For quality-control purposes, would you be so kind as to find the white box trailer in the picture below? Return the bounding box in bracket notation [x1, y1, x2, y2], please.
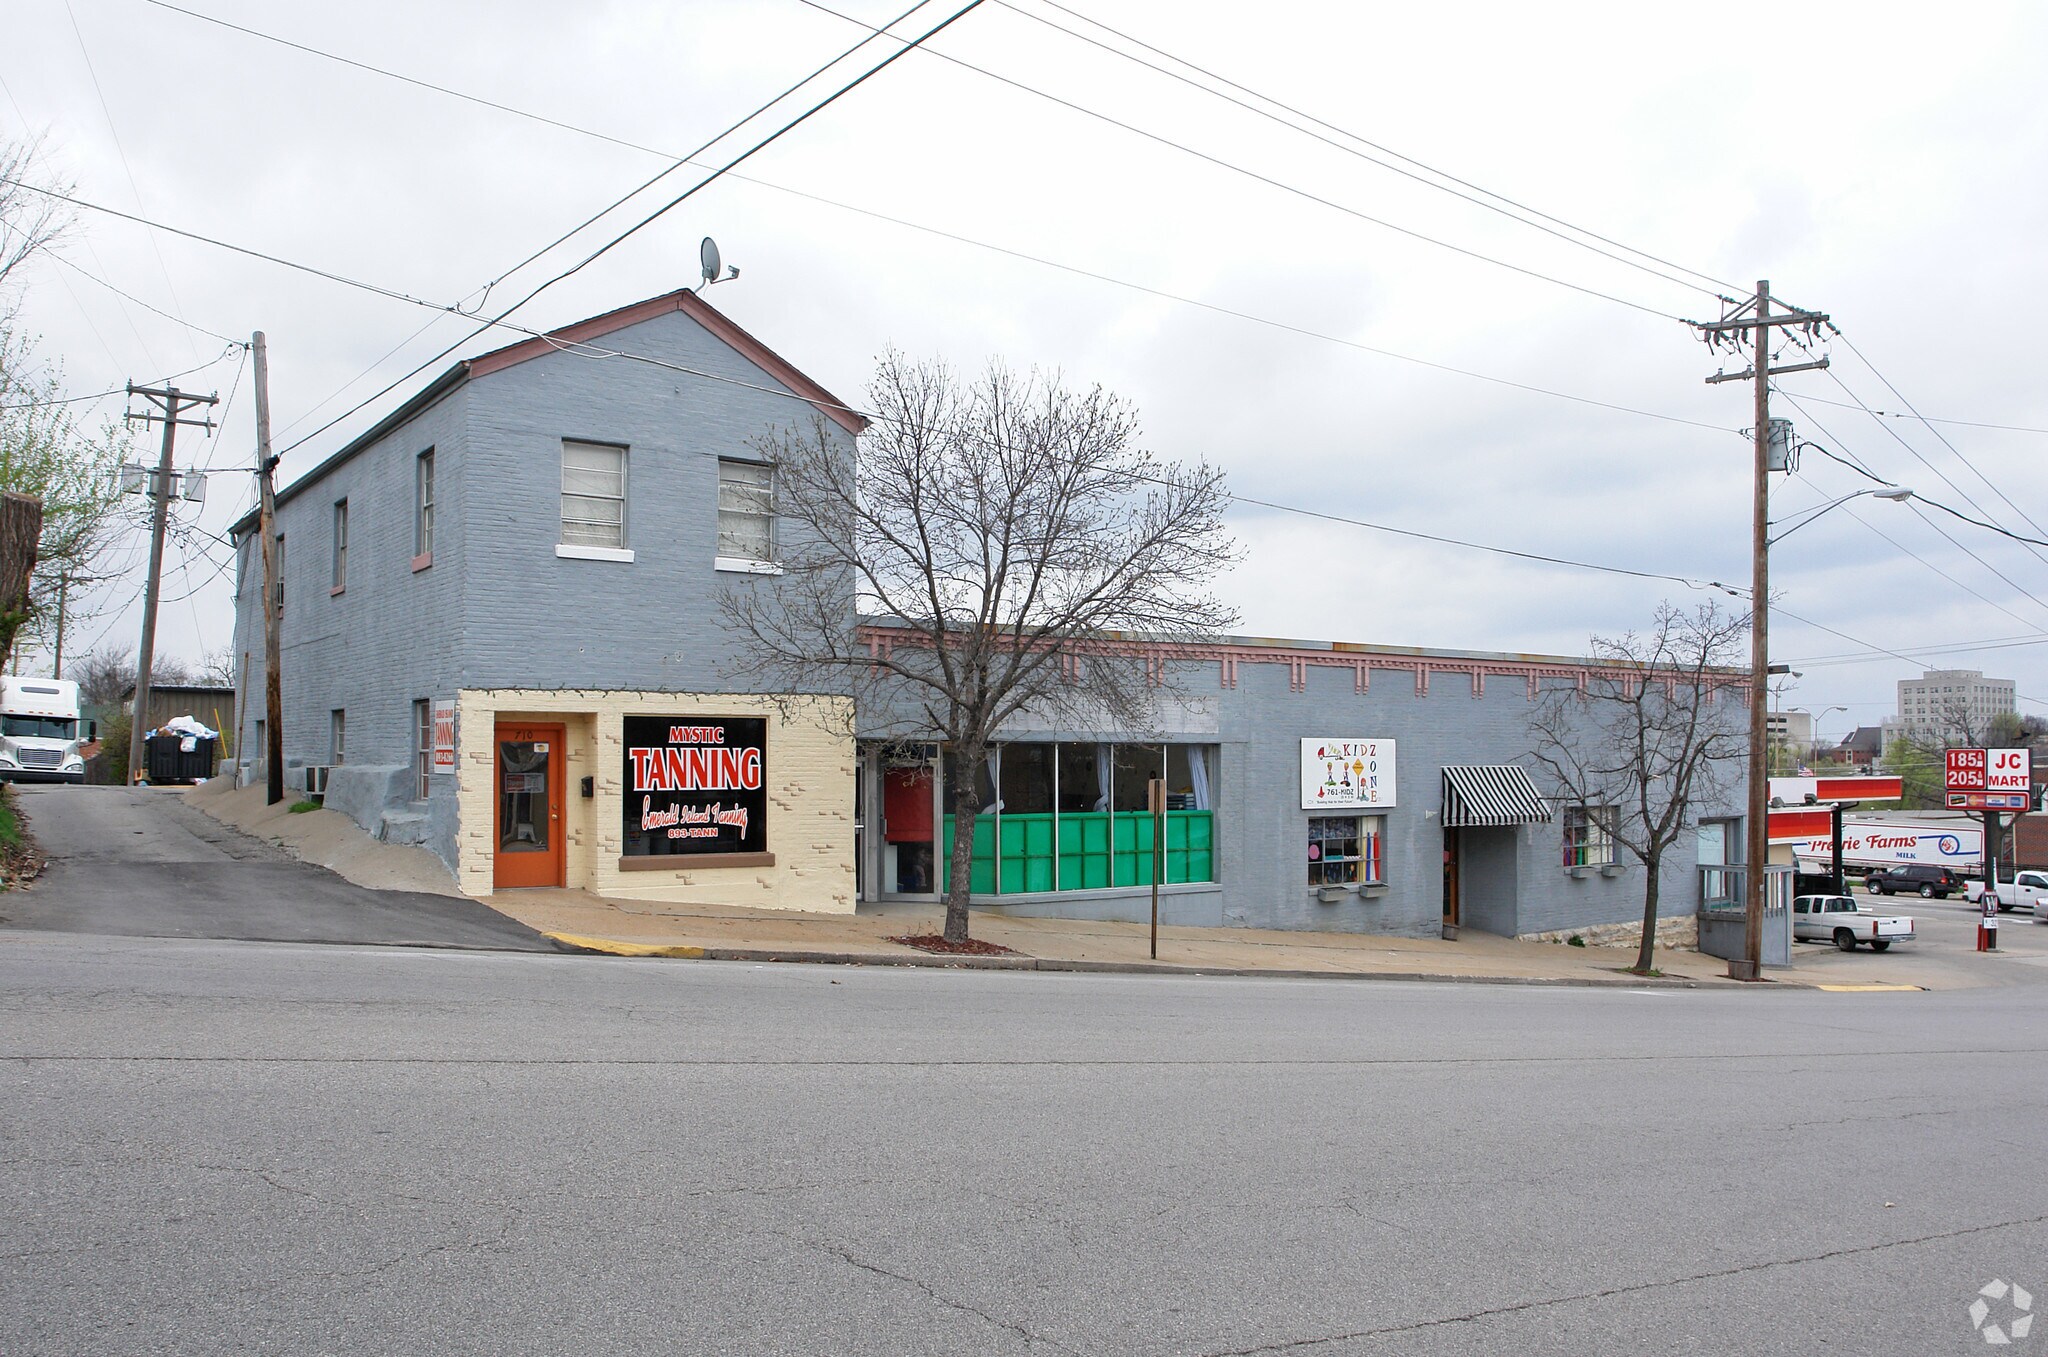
[0, 676, 92, 784]
[1793, 819, 1983, 876]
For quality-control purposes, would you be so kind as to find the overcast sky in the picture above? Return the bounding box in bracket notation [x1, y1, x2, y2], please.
[5, 0, 2047, 742]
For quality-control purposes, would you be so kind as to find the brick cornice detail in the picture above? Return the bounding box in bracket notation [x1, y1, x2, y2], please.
[855, 626, 1744, 703]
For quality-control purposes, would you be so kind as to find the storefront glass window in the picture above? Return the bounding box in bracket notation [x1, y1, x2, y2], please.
[944, 740, 1218, 895]
[1309, 815, 1383, 885]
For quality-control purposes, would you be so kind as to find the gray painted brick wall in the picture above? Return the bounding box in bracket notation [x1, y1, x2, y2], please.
[905, 654, 1737, 939]
[230, 306, 855, 876]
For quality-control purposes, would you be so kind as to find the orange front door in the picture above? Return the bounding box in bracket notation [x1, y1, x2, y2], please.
[494, 723, 565, 889]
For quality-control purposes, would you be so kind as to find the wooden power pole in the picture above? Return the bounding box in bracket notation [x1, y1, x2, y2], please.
[253, 331, 284, 806]
[1698, 281, 1832, 980]
[123, 382, 217, 785]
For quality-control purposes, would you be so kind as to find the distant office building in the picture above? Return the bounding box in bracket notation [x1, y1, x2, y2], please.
[1767, 709, 1814, 750]
[1896, 669, 2014, 743]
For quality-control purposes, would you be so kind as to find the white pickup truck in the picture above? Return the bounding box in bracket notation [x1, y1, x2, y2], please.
[1793, 895, 1917, 952]
[1963, 871, 2048, 913]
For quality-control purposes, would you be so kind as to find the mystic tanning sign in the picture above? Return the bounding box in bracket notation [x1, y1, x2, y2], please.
[622, 716, 768, 858]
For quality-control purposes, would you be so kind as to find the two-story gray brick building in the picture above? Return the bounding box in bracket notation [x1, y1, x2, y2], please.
[232, 286, 1742, 944]
[228, 287, 866, 912]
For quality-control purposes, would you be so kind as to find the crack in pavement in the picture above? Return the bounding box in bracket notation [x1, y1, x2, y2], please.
[807, 1238, 1082, 1356]
[6, 1046, 2047, 1067]
[1197, 1211, 2048, 1355]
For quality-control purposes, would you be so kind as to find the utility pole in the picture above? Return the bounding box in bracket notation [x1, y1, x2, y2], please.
[253, 331, 284, 806]
[51, 571, 68, 678]
[1698, 281, 1832, 980]
[123, 383, 218, 786]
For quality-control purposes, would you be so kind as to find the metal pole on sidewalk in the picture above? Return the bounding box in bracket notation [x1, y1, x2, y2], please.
[1148, 777, 1164, 961]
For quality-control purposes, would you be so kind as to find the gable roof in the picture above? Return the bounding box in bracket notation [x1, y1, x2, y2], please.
[232, 287, 864, 535]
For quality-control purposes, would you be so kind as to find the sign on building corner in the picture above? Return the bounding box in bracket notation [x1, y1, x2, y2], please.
[432, 698, 456, 773]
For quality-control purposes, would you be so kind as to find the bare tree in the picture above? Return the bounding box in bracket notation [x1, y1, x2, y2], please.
[1527, 601, 1748, 974]
[1, 138, 130, 658]
[0, 137, 72, 307]
[720, 352, 1238, 943]
[72, 647, 190, 706]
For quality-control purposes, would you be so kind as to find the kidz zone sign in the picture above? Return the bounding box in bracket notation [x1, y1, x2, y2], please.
[622, 716, 768, 858]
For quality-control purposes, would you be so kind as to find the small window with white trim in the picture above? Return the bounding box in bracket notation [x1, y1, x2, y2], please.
[1563, 804, 1618, 867]
[716, 458, 774, 566]
[1309, 815, 1383, 886]
[561, 440, 627, 550]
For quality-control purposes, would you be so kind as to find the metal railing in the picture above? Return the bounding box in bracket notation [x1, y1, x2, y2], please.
[1697, 864, 1794, 968]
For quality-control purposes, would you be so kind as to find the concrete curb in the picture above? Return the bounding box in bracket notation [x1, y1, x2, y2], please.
[540, 932, 1780, 989]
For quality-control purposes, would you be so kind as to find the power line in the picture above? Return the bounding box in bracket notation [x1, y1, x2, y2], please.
[520, 326, 1741, 595]
[795, 0, 1699, 324]
[1815, 357, 2048, 570]
[1836, 331, 2048, 541]
[50, 252, 245, 347]
[64, 0, 202, 369]
[268, 0, 988, 461]
[0, 345, 239, 410]
[1788, 628, 2048, 668]
[135, 2, 1736, 437]
[1785, 390, 2048, 437]
[14, 181, 1740, 595]
[1776, 392, 2048, 622]
[1785, 469, 2046, 637]
[992, 0, 1733, 302]
[1021, 0, 1743, 298]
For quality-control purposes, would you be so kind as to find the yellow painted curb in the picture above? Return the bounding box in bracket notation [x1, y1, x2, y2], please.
[1815, 982, 1924, 992]
[546, 932, 706, 959]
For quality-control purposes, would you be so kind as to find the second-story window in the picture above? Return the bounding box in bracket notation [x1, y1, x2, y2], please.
[275, 534, 285, 616]
[716, 458, 773, 565]
[561, 440, 627, 549]
[331, 499, 348, 592]
[414, 449, 435, 566]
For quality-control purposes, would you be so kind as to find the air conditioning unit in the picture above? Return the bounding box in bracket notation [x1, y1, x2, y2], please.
[303, 765, 331, 799]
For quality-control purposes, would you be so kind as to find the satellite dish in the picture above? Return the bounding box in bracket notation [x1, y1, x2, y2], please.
[700, 237, 722, 288]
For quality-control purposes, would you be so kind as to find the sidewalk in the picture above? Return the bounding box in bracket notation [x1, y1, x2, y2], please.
[179, 785, 1953, 990]
[484, 888, 1767, 988]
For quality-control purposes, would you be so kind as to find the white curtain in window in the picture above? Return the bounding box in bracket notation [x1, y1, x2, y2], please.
[1187, 746, 1211, 810]
[984, 749, 1001, 815]
[1095, 743, 1114, 810]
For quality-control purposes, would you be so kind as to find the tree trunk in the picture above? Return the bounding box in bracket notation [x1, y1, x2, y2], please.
[1634, 850, 1662, 974]
[0, 492, 43, 662]
[943, 754, 981, 943]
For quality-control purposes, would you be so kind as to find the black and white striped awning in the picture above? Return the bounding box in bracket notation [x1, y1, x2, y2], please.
[1441, 765, 1552, 828]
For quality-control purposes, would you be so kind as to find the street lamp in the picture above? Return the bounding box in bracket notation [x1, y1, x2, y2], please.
[1738, 481, 1914, 981]
[1770, 486, 1914, 544]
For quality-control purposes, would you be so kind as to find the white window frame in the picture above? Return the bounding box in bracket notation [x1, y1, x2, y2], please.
[1563, 804, 1618, 868]
[414, 449, 435, 565]
[559, 439, 631, 559]
[331, 499, 348, 592]
[331, 709, 346, 765]
[715, 457, 776, 571]
[1309, 814, 1384, 886]
[413, 699, 432, 802]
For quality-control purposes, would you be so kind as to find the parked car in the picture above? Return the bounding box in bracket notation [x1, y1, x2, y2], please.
[1864, 863, 1963, 899]
[1793, 895, 1917, 951]
[1962, 871, 2048, 913]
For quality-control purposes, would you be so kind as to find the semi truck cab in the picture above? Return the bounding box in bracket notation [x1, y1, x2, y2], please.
[0, 676, 92, 784]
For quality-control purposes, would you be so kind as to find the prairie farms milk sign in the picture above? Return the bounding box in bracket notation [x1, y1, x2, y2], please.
[1301, 739, 1395, 810]
[1795, 821, 1981, 871]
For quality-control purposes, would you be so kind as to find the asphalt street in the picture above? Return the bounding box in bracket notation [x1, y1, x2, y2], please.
[2, 785, 557, 951]
[5, 931, 2047, 1355]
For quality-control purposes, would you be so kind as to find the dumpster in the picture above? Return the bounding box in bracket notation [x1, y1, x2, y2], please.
[144, 732, 218, 785]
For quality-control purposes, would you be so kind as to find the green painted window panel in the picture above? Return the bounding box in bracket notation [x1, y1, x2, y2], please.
[940, 815, 996, 896]
[945, 809, 1212, 895]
